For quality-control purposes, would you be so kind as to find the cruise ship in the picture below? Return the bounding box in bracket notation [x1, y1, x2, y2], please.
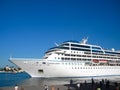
[9, 38, 120, 78]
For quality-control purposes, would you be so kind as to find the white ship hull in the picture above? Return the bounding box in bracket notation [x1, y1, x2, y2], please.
[9, 39, 120, 78]
[10, 59, 120, 78]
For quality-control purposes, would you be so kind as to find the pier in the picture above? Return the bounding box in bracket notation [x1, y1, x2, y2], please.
[0, 78, 120, 90]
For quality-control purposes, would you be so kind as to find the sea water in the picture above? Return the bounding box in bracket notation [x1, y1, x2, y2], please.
[1, 72, 120, 87]
[0, 72, 31, 87]
[0, 72, 87, 87]
[0, 72, 71, 87]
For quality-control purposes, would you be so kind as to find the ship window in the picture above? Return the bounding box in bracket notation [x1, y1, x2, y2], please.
[92, 50, 103, 53]
[42, 62, 46, 64]
[92, 47, 101, 50]
[38, 69, 43, 73]
[71, 44, 90, 48]
[71, 48, 91, 51]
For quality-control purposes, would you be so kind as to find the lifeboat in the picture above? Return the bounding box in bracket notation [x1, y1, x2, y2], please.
[99, 60, 107, 63]
[92, 60, 99, 63]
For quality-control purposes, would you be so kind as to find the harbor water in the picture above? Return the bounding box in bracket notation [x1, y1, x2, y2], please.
[0, 72, 31, 87]
[1, 72, 120, 87]
[0, 72, 78, 87]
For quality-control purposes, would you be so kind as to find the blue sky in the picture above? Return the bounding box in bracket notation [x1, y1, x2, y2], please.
[0, 0, 120, 67]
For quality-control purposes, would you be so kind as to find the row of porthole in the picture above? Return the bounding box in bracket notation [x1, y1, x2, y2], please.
[70, 67, 120, 69]
[62, 63, 83, 65]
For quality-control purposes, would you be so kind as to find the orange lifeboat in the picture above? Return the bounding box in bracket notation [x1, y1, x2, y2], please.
[93, 60, 99, 63]
[99, 60, 107, 63]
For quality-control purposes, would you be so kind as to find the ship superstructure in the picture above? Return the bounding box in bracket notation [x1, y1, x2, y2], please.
[10, 39, 120, 77]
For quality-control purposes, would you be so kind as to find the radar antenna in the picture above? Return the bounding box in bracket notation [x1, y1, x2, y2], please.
[112, 48, 115, 52]
[54, 42, 59, 46]
[80, 37, 88, 44]
[9, 54, 12, 59]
